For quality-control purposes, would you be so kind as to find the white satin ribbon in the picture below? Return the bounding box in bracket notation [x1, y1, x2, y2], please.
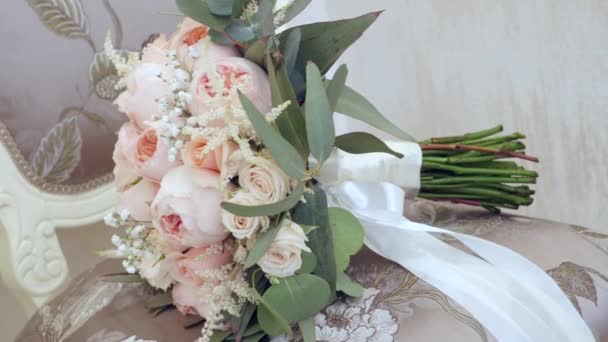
[319, 143, 596, 342]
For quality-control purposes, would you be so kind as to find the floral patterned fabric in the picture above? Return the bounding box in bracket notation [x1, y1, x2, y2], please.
[0, 0, 181, 184]
[16, 200, 608, 341]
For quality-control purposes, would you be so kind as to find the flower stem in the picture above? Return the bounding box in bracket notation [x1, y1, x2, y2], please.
[422, 162, 538, 177]
[418, 125, 503, 144]
[420, 144, 538, 162]
[422, 176, 537, 185]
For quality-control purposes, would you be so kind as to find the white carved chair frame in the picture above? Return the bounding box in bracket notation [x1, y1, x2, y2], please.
[0, 122, 116, 316]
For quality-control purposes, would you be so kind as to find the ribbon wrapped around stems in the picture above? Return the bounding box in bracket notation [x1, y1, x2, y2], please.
[318, 142, 595, 342]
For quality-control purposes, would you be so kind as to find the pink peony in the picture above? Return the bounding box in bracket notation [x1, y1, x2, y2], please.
[172, 282, 213, 318]
[181, 137, 238, 173]
[170, 18, 239, 72]
[115, 63, 174, 129]
[142, 34, 170, 64]
[151, 166, 230, 248]
[189, 57, 272, 118]
[171, 243, 234, 286]
[116, 179, 159, 222]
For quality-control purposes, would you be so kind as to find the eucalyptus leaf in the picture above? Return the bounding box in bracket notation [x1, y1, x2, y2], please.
[333, 84, 416, 142]
[300, 251, 317, 274]
[251, 271, 293, 336]
[239, 92, 307, 179]
[328, 207, 365, 271]
[207, 0, 233, 16]
[282, 28, 301, 73]
[231, 302, 258, 340]
[209, 29, 236, 45]
[225, 21, 256, 43]
[335, 132, 404, 158]
[145, 292, 174, 309]
[337, 271, 364, 297]
[248, 0, 276, 38]
[305, 62, 335, 165]
[326, 64, 348, 111]
[258, 274, 331, 336]
[210, 330, 232, 342]
[183, 315, 206, 329]
[243, 221, 281, 269]
[279, 11, 381, 74]
[222, 182, 305, 217]
[243, 332, 266, 342]
[244, 37, 269, 65]
[293, 185, 337, 295]
[266, 53, 309, 157]
[176, 0, 231, 32]
[299, 317, 316, 342]
[232, 0, 246, 18]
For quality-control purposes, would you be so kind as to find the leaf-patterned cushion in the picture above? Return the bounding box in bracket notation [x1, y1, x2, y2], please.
[0, 0, 181, 184]
[15, 200, 608, 341]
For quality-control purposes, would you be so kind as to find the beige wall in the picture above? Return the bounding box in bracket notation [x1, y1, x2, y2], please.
[326, 0, 608, 231]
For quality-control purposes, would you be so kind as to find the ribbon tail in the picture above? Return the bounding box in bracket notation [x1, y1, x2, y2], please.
[324, 181, 596, 342]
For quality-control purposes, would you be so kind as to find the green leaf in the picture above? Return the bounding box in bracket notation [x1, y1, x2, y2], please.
[300, 224, 318, 234]
[305, 62, 335, 165]
[248, 0, 276, 38]
[328, 208, 364, 271]
[279, 0, 312, 24]
[207, 0, 234, 16]
[258, 274, 331, 336]
[251, 272, 293, 336]
[293, 185, 337, 295]
[183, 315, 206, 328]
[210, 330, 232, 342]
[209, 29, 236, 45]
[145, 292, 174, 309]
[243, 332, 266, 342]
[299, 317, 316, 342]
[337, 271, 364, 297]
[231, 302, 258, 340]
[334, 85, 416, 141]
[300, 251, 317, 274]
[239, 92, 307, 179]
[232, 0, 246, 18]
[176, 0, 231, 31]
[243, 221, 281, 269]
[225, 21, 256, 43]
[280, 11, 381, 74]
[244, 37, 269, 65]
[221, 182, 305, 217]
[326, 64, 348, 111]
[266, 53, 309, 158]
[335, 132, 404, 158]
[282, 28, 301, 73]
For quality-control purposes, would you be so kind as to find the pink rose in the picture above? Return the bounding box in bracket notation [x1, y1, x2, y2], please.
[116, 179, 159, 222]
[171, 243, 234, 286]
[172, 282, 212, 318]
[189, 57, 272, 118]
[170, 18, 239, 72]
[181, 137, 238, 173]
[142, 34, 170, 64]
[151, 166, 230, 248]
[115, 63, 174, 129]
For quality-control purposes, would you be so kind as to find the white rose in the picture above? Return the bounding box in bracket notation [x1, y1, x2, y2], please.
[258, 220, 311, 278]
[138, 249, 178, 291]
[238, 157, 290, 203]
[222, 191, 270, 240]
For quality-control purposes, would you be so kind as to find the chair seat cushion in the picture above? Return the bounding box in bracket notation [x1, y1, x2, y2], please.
[16, 200, 608, 341]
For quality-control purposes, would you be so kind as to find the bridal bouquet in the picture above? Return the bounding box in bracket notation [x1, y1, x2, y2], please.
[104, 1, 404, 340]
[102, 1, 570, 342]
